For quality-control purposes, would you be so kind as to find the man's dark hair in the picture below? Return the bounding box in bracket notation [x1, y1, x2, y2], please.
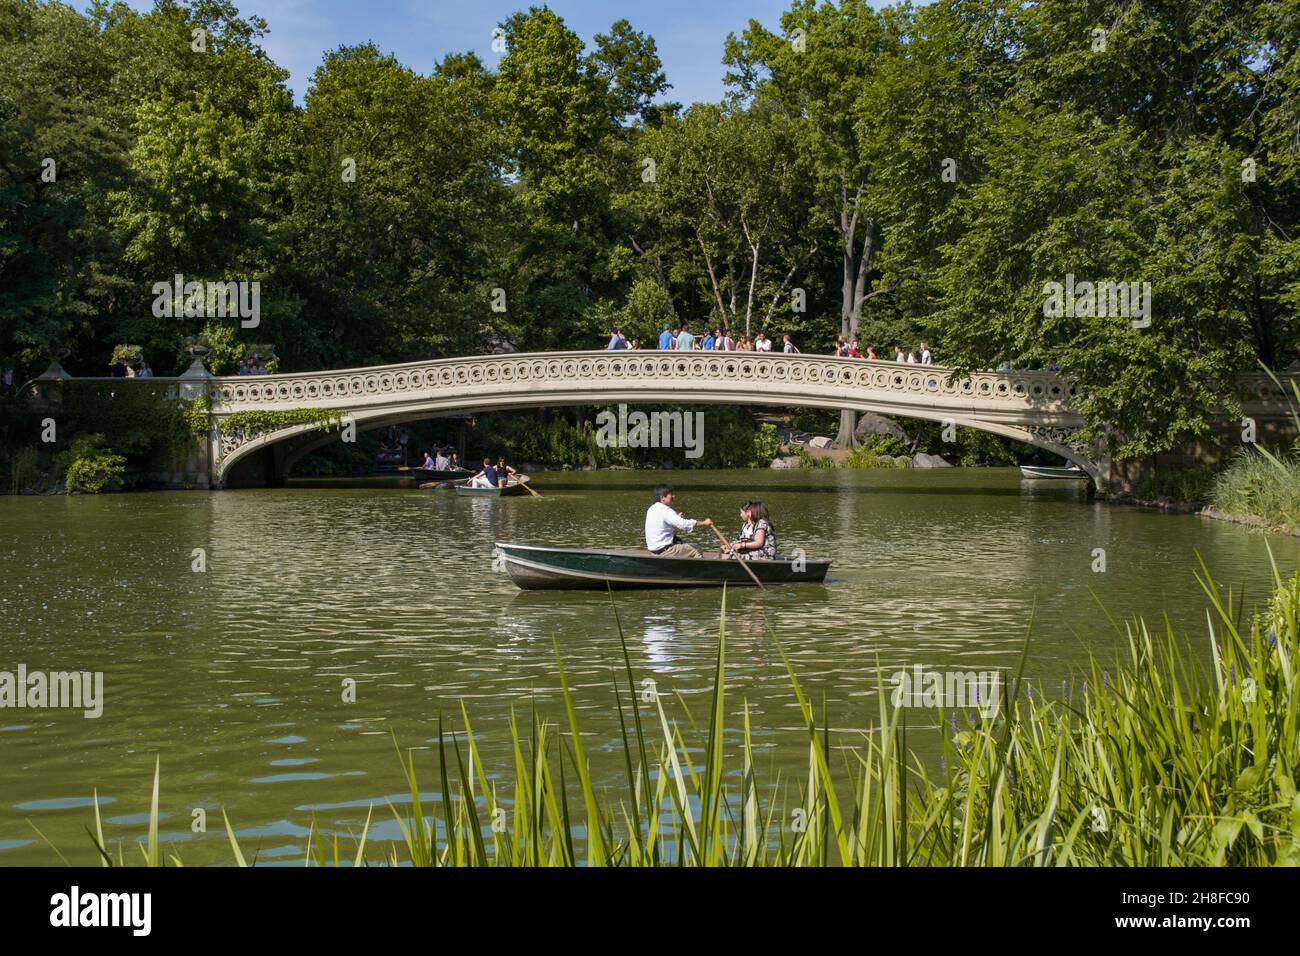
[653, 484, 673, 502]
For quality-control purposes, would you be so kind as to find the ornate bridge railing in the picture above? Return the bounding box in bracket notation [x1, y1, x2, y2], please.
[209, 351, 1079, 416]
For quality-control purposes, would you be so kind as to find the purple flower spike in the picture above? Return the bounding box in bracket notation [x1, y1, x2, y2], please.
[1229, 662, 1236, 686]
[1268, 629, 1278, 647]
[1026, 683, 1034, 702]
[950, 712, 958, 734]
[1102, 671, 1110, 690]
[939, 755, 946, 772]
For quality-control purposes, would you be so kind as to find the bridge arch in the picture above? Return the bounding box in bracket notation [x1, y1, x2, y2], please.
[207, 351, 1102, 487]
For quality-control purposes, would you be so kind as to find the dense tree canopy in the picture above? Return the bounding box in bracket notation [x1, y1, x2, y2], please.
[0, 0, 1296, 459]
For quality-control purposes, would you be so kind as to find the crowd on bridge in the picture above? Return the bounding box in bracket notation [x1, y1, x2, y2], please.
[605, 326, 934, 365]
[235, 354, 273, 375]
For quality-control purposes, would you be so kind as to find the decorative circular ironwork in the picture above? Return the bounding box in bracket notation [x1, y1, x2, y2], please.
[206, 354, 1104, 481]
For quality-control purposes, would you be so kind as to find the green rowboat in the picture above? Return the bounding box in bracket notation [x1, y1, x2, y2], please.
[405, 466, 474, 480]
[494, 542, 830, 590]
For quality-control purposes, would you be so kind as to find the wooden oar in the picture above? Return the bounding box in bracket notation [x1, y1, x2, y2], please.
[517, 478, 539, 497]
[706, 523, 764, 589]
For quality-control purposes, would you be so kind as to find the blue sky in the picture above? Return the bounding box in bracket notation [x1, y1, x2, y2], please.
[113, 0, 835, 107]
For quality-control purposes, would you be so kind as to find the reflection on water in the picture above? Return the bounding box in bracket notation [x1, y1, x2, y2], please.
[0, 468, 1294, 864]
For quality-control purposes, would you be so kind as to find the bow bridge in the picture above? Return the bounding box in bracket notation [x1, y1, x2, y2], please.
[35, 351, 1296, 490]
[207, 351, 1096, 487]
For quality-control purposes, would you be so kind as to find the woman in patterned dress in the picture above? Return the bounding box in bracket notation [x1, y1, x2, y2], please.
[721, 502, 777, 561]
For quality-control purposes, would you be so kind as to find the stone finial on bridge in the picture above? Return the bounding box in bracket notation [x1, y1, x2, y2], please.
[178, 354, 212, 403]
[35, 359, 72, 381]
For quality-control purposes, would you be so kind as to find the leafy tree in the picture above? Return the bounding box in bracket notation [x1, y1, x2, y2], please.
[631, 102, 818, 338]
[0, 0, 127, 370]
[725, 1, 912, 442]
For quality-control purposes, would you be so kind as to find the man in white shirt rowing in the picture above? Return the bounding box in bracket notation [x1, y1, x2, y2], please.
[645, 484, 713, 558]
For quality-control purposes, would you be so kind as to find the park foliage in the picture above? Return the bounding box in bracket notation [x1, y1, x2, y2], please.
[1, 0, 1296, 463]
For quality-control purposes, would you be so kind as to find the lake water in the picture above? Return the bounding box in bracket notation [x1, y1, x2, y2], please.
[0, 468, 1293, 864]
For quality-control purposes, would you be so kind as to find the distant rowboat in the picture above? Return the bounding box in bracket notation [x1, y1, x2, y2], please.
[454, 477, 532, 498]
[405, 466, 474, 481]
[1019, 464, 1087, 480]
[494, 542, 831, 590]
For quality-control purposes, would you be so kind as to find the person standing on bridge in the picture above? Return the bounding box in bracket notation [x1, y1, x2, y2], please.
[675, 326, 695, 351]
[645, 485, 713, 558]
[658, 325, 674, 350]
[920, 341, 932, 365]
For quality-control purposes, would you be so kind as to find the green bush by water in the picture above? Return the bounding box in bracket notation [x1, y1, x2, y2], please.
[1211, 449, 1300, 533]
[1208, 374, 1300, 530]
[57, 434, 126, 493]
[1136, 464, 1219, 504]
[846, 435, 911, 468]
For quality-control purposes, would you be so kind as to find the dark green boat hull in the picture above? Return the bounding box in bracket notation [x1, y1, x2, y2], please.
[495, 543, 830, 590]
[408, 467, 474, 480]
